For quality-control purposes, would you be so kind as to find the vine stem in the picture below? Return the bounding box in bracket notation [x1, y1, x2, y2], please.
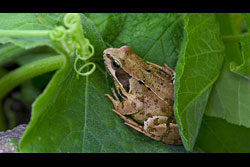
[222, 33, 249, 43]
[0, 30, 50, 37]
[0, 55, 64, 100]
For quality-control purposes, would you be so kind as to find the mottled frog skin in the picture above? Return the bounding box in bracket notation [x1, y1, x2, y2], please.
[103, 46, 182, 145]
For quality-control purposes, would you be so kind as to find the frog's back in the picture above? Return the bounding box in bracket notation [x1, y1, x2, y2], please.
[130, 77, 173, 124]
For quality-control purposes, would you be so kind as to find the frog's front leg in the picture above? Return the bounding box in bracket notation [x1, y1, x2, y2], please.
[105, 88, 143, 115]
[105, 88, 143, 128]
[144, 116, 182, 145]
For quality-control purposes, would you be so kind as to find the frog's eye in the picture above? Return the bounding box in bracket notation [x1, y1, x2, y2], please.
[112, 59, 120, 69]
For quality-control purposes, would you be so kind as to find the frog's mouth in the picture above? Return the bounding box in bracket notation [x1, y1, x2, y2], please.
[104, 53, 131, 93]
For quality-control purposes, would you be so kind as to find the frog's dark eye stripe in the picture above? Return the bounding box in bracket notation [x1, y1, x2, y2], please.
[115, 68, 130, 93]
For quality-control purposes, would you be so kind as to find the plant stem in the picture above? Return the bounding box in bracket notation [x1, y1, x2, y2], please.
[0, 30, 50, 37]
[0, 55, 64, 100]
[222, 33, 249, 43]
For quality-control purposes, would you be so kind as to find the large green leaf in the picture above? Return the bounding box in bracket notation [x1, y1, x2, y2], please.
[193, 13, 250, 153]
[87, 13, 184, 68]
[205, 14, 250, 129]
[174, 13, 225, 151]
[19, 13, 186, 152]
[85, 13, 127, 45]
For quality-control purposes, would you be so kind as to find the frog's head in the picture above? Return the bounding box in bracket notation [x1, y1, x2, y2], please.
[103, 46, 133, 77]
[103, 46, 132, 92]
[103, 45, 132, 66]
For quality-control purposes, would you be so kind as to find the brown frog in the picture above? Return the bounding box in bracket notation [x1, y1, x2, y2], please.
[103, 46, 182, 145]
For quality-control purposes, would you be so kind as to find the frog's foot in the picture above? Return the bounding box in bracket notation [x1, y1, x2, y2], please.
[111, 88, 120, 101]
[105, 88, 142, 115]
[144, 116, 182, 145]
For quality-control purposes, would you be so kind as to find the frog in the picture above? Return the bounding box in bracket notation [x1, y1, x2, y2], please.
[103, 46, 182, 145]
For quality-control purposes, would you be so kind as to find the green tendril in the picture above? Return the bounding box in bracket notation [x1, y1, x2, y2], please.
[74, 57, 96, 79]
[76, 40, 95, 61]
[64, 13, 96, 77]
[49, 26, 66, 42]
[49, 13, 96, 77]
[64, 13, 80, 29]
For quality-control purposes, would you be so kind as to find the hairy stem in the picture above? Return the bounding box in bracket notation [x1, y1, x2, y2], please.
[0, 55, 64, 100]
[0, 30, 50, 37]
[222, 33, 249, 43]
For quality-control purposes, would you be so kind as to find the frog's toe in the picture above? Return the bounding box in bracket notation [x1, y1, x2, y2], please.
[105, 93, 120, 109]
[111, 88, 120, 101]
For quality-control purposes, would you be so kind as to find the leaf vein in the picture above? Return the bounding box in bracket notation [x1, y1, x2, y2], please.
[180, 72, 220, 117]
[143, 15, 183, 59]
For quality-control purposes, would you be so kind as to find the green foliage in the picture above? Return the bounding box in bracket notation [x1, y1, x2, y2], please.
[174, 13, 225, 151]
[19, 13, 186, 153]
[0, 13, 249, 153]
[230, 13, 250, 80]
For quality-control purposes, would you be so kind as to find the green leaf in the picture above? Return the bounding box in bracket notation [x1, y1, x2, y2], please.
[174, 13, 225, 151]
[195, 115, 250, 153]
[0, 13, 65, 49]
[19, 13, 187, 152]
[230, 13, 250, 80]
[85, 13, 127, 45]
[112, 13, 184, 68]
[204, 14, 250, 129]
[87, 13, 184, 68]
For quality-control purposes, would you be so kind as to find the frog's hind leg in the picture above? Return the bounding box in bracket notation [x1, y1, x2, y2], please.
[144, 116, 182, 145]
[124, 122, 162, 142]
[113, 109, 142, 128]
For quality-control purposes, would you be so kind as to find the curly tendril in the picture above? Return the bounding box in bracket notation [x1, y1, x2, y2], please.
[49, 13, 96, 77]
[64, 14, 79, 26]
[74, 55, 96, 78]
[76, 39, 95, 61]
[64, 13, 96, 77]
[49, 26, 66, 42]
[63, 13, 80, 29]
